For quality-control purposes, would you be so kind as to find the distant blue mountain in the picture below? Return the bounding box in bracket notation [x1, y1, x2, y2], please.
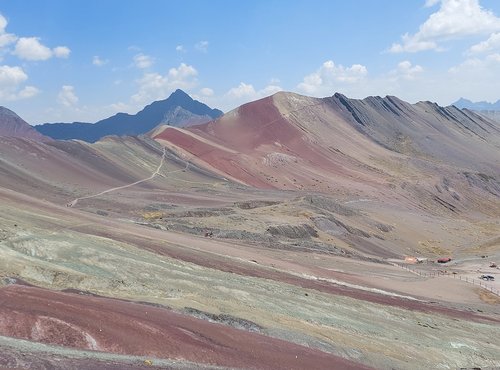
[452, 98, 500, 111]
[36, 89, 223, 143]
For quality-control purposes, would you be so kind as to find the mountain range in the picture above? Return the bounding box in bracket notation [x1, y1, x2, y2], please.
[155, 92, 500, 200]
[1, 90, 499, 369]
[453, 97, 500, 111]
[35, 89, 223, 142]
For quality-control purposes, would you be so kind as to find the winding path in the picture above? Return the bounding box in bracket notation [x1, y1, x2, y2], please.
[67, 147, 178, 207]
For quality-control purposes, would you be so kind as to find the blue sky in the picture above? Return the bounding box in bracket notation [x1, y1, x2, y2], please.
[0, 0, 500, 124]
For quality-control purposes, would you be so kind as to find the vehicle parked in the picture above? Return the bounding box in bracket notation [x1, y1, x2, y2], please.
[479, 275, 495, 281]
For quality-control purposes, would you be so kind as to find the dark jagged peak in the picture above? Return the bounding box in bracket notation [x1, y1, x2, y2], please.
[432, 102, 456, 121]
[36, 89, 223, 142]
[0, 106, 51, 141]
[137, 89, 223, 120]
[328, 93, 366, 126]
[171, 88, 191, 99]
[326, 93, 412, 127]
[360, 95, 411, 118]
[316, 93, 500, 167]
[333, 92, 347, 100]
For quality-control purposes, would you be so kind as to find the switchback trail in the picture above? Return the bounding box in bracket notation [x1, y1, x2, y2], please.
[67, 147, 174, 207]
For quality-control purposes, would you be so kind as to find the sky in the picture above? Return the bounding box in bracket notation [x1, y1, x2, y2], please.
[0, 0, 500, 124]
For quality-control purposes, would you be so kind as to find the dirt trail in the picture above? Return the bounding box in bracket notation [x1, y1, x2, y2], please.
[67, 147, 185, 207]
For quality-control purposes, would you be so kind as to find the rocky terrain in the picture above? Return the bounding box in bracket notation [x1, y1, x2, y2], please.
[0, 91, 499, 369]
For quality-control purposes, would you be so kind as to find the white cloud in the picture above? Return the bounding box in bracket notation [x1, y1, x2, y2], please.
[430, 53, 500, 102]
[107, 101, 134, 114]
[92, 55, 108, 66]
[176, 45, 186, 52]
[425, 0, 440, 7]
[0, 64, 26, 86]
[225, 82, 283, 100]
[18, 85, 40, 99]
[0, 15, 69, 62]
[13, 37, 51, 60]
[449, 52, 500, 73]
[58, 85, 79, 107]
[222, 81, 283, 109]
[53, 46, 70, 58]
[0, 32, 17, 49]
[131, 63, 198, 104]
[200, 87, 214, 97]
[0, 65, 39, 101]
[132, 73, 167, 103]
[261, 84, 283, 96]
[297, 60, 368, 95]
[390, 0, 500, 53]
[133, 53, 154, 69]
[391, 61, 424, 80]
[13, 37, 71, 60]
[468, 32, 500, 54]
[195, 40, 209, 52]
[389, 35, 439, 53]
[0, 14, 17, 48]
[227, 82, 256, 99]
[166, 63, 198, 87]
[0, 14, 8, 31]
[189, 79, 283, 113]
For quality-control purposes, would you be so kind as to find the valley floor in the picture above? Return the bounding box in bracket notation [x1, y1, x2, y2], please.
[0, 181, 499, 369]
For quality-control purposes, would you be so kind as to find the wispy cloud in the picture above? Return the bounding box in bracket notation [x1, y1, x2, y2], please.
[92, 55, 109, 66]
[57, 85, 79, 107]
[390, 61, 424, 80]
[468, 32, 500, 54]
[199, 87, 214, 97]
[195, 40, 209, 53]
[0, 14, 17, 48]
[133, 53, 154, 69]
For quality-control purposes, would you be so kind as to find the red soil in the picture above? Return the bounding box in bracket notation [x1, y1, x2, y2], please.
[0, 284, 371, 370]
[155, 127, 272, 188]
[193, 96, 302, 151]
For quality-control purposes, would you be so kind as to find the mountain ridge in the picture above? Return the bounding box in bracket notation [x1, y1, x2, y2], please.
[0, 106, 51, 141]
[452, 97, 500, 111]
[35, 89, 223, 142]
[154, 91, 500, 217]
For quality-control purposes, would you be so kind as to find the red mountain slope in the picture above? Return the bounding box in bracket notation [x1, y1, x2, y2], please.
[153, 91, 500, 217]
[154, 93, 392, 193]
[0, 106, 51, 141]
